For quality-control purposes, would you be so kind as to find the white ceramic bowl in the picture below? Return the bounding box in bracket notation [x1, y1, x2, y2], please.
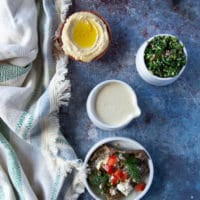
[84, 137, 154, 200]
[86, 80, 141, 131]
[135, 34, 187, 86]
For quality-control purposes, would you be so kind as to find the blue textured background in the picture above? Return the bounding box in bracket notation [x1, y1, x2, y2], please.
[60, 0, 200, 199]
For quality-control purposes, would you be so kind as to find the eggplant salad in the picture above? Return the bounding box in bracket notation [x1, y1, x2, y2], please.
[87, 145, 149, 200]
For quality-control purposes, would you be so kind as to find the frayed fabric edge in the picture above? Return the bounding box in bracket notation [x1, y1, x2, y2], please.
[44, 0, 86, 198]
[41, 114, 86, 200]
[49, 54, 71, 112]
[43, 54, 86, 199]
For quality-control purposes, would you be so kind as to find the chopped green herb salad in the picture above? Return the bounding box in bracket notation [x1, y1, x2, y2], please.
[144, 35, 186, 78]
[87, 145, 149, 200]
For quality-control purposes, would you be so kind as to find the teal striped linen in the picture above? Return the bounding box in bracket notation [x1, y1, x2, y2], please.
[0, 0, 85, 199]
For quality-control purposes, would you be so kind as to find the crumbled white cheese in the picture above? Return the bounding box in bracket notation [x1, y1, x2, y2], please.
[132, 177, 136, 183]
[110, 188, 117, 196]
[110, 175, 115, 181]
[99, 184, 103, 189]
[95, 156, 109, 170]
[117, 180, 133, 196]
[118, 153, 125, 160]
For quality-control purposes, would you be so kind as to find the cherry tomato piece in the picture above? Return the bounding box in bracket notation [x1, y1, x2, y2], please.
[121, 172, 129, 181]
[135, 183, 146, 192]
[114, 169, 123, 178]
[114, 169, 128, 181]
[107, 155, 118, 166]
[111, 176, 119, 186]
[102, 164, 114, 174]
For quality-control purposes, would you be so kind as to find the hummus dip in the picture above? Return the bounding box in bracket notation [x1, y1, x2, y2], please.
[61, 11, 110, 62]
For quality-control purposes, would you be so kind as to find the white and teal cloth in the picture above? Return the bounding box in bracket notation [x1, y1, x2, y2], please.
[0, 0, 85, 199]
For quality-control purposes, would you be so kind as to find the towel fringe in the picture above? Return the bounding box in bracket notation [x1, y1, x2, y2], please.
[43, 1, 85, 198]
[49, 55, 71, 112]
[41, 115, 86, 199]
[42, 53, 86, 199]
[64, 160, 86, 200]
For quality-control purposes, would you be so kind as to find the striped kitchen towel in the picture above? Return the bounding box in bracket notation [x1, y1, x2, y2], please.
[0, 0, 85, 200]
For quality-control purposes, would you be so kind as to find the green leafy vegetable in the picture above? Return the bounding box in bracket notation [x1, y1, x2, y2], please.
[144, 35, 187, 78]
[88, 170, 109, 194]
[123, 156, 142, 183]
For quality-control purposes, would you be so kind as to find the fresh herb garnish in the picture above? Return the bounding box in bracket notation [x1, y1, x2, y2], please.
[123, 156, 142, 183]
[88, 170, 109, 194]
[144, 35, 186, 78]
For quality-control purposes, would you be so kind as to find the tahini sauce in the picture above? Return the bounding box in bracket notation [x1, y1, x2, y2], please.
[95, 82, 137, 126]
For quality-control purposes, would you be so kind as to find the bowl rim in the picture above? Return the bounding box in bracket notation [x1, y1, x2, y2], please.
[60, 10, 112, 62]
[86, 80, 141, 130]
[137, 33, 188, 81]
[84, 137, 154, 200]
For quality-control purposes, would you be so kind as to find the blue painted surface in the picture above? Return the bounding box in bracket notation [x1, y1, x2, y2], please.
[60, 0, 200, 199]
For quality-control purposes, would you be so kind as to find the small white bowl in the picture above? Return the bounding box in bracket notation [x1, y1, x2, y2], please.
[135, 34, 187, 86]
[86, 80, 141, 131]
[84, 137, 154, 200]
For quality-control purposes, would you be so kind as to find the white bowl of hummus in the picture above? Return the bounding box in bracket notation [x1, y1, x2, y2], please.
[61, 11, 111, 62]
[86, 80, 141, 131]
[84, 137, 154, 200]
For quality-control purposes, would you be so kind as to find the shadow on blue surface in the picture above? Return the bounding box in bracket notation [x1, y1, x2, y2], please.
[60, 0, 200, 199]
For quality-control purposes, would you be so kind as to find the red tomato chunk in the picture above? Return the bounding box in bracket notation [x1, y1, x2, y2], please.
[102, 164, 114, 174]
[135, 183, 146, 191]
[107, 155, 118, 166]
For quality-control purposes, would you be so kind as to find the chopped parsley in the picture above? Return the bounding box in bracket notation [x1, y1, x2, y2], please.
[88, 170, 109, 194]
[144, 35, 187, 78]
[123, 156, 142, 183]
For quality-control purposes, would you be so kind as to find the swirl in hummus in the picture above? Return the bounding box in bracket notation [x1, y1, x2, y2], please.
[61, 11, 110, 62]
